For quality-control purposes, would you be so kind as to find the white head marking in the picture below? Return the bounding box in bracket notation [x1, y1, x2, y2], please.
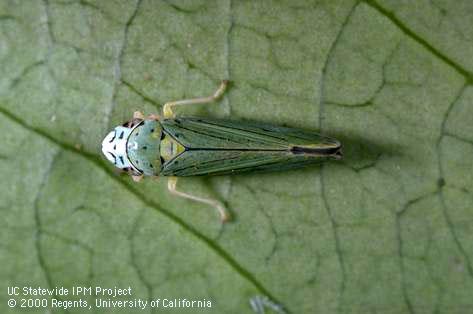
[101, 126, 134, 169]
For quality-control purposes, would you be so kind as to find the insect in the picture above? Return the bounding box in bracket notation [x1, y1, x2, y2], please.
[101, 81, 341, 222]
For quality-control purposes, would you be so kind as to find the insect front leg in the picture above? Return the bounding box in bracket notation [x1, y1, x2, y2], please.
[131, 174, 144, 182]
[162, 80, 228, 118]
[167, 176, 230, 222]
[133, 111, 145, 119]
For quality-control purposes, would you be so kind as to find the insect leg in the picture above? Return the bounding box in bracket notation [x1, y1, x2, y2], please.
[167, 176, 230, 222]
[163, 80, 228, 118]
[133, 111, 145, 119]
[131, 173, 144, 182]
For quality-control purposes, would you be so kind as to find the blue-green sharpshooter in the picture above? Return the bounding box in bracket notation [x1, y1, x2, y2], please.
[101, 81, 341, 221]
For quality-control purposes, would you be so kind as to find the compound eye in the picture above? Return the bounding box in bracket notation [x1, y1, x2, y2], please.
[132, 169, 143, 176]
[122, 118, 144, 129]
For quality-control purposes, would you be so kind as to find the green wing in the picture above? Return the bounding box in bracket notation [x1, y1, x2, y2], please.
[159, 117, 341, 176]
[160, 117, 339, 150]
[160, 149, 326, 176]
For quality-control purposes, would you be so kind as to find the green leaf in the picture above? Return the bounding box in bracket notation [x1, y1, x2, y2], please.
[1, 1, 472, 313]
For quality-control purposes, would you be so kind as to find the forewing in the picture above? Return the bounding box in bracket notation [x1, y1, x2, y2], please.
[160, 150, 325, 176]
[160, 118, 337, 150]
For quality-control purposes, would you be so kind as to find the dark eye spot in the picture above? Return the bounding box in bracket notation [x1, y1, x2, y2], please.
[119, 131, 124, 139]
[108, 152, 116, 164]
[136, 160, 139, 164]
[135, 132, 139, 136]
[113, 144, 116, 150]
[142, 146, 147, 150]
[150, 164, 153, 168]
[109, 130, 116, 143]
[150, 129, 154, 133]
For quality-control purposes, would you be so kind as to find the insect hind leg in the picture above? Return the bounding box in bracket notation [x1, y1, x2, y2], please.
[167, 176, 230, 222]
[162, 80, 228, 118]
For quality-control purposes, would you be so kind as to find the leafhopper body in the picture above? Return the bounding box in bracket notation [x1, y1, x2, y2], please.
[101, 81, 342, 221]
[103, 117, 341, 177]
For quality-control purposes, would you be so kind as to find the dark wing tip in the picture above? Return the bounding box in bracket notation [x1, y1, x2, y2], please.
[332, 146, 343, 160]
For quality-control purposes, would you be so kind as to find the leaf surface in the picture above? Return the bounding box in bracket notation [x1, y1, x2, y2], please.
[1, 1, 472, 313]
